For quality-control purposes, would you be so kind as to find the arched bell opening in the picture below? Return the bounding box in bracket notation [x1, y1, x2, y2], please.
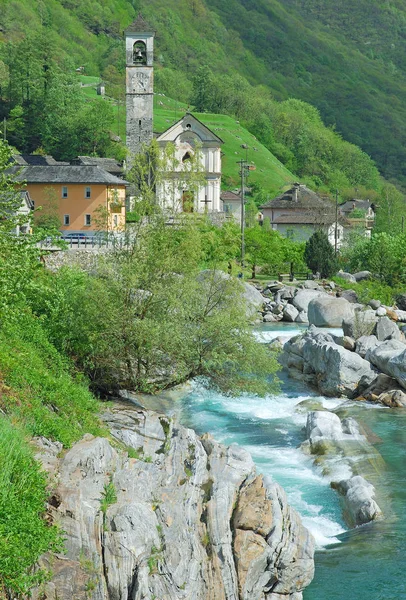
[133, 41, 147, 65]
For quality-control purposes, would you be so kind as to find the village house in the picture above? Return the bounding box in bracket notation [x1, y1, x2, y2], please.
[9, 163, 127, 235]
[220, 190, 242, 223]
[339, 199, 375, 237]
[260, 183, 345, 247]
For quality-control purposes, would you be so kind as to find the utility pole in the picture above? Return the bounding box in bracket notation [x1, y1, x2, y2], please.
[334, 189, 339, 256]
[237, 158, 249, 271]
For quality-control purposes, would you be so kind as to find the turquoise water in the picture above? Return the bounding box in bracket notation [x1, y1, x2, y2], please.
[179, 323, 406, 599]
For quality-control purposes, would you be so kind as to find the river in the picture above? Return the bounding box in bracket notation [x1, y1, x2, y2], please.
[178, 323, 406, 600]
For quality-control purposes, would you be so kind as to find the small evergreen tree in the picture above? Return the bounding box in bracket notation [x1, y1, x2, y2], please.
[304, 230, 337, 278]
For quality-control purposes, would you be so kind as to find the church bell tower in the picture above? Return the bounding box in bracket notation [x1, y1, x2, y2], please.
[125, 15, 154, 160]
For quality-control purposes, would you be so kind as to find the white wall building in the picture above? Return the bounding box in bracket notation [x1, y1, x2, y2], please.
[155, 113, 223, 214]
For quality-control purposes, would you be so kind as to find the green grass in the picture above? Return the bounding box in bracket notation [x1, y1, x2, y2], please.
[0, 312, 104, 447]
[0, 419, 62, 595]
[333, 276, 402, 306]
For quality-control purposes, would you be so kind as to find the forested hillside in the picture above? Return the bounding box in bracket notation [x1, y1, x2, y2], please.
[1, 0, 406, 188]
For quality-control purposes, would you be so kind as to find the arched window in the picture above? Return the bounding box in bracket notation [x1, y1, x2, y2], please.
[133, 41, 147, 65]
[182, 152, 192, 163]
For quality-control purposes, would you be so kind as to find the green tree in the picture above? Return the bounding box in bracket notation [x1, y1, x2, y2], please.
[304, 230, 338, 278]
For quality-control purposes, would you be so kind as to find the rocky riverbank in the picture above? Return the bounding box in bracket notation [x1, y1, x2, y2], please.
[31, 401, 315, 600]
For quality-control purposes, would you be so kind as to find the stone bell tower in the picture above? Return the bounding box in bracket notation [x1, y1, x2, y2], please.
[125, 15, 154, 160]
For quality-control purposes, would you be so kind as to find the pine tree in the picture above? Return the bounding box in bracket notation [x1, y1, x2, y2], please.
[304, 230, 337, 278]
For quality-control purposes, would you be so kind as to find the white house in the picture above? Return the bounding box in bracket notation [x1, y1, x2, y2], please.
[155, 113, 223, 214]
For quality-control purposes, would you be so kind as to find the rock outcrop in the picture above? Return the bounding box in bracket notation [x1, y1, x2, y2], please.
[32, 403, 315, 600]
[302, 411, 383, 528]
[280, 326, 376, 397]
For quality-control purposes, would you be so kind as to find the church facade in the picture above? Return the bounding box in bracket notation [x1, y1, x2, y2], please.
[125, 16, 223, 214]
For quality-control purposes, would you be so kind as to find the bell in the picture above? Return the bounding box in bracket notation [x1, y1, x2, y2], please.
[135, 49, 143, 60]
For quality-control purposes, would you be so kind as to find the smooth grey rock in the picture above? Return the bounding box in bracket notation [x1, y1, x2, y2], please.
[300, 330, 376, 396]
[355, 335, 380, 359]
[292, 289, 325, 312]
[263, 312, 277, 322]
[308, 296, 354, 328]
[335, 476, 382, 526]
[337, 270, 356, 283]
[303, 280, 321, 290]
[342, 336, 356, 351]
[375, 306, 387, 317]
[375, 316, 401, 341]
[279, 286, 297, 300]
[283, 304, 299, 322]
[339, 289, 358, 303]
[366, 340, 406, 389]
[328, 281, 336, 290]
[295, 311, 308, 324]
[353, 271, 372, 282]
[369, 299, 381, 310]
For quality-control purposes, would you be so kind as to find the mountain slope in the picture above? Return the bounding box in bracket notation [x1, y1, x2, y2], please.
[1, 0, 406, 185]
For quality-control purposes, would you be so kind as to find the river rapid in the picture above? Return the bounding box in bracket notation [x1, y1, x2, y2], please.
[178, 323, 406, 600]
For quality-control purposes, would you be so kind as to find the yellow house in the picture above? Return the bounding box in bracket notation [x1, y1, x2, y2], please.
[11, 165, 127, 235]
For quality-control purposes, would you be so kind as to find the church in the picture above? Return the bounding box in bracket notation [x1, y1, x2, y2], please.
[125, 15, 223, 214]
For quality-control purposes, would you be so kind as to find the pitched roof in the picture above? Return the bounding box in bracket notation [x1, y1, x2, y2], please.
[339, 200, 374, 214]
[12, 154, 69, 166]
[72, 156, 124, 175]
[221, 191, 241, 202]
[260, 183, 332, 211]
[125, 14, 154, 34]
[156, 113, 224, 145]
[272, 213, 349, 226]
[8, 165, 128, 185]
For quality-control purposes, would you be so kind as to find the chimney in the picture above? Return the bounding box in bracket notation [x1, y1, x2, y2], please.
[293, 182, 300, 202]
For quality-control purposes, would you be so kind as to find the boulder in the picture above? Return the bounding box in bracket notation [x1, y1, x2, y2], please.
[283, 304, 299, 322]
[334, 476, 382, 527]
[366, 340, 406, 389]
[369, 299, 381, 310]
[301, 329, 376, 396]
[263, 312, 277, 322]
[396, 293, 406, 311]
[295, 310, 308, 323]
[378, 389, 406, 408]
[342, 310, 378, 339]
[278, 286, 297, 300]
[395, 310, 406, 322]
[338, 289, 358, 303]
[292, 289, 325, 312]
[308, 296, 354, 327]
[355, 335, 380, 359]
[303, 280, 322, 290]
[337, 270, 356, 283]
[375, 306, 387, 317]
[375, 316, 401, 342]
[342, 336, 356, 351]
[353, 271, 372, 282]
